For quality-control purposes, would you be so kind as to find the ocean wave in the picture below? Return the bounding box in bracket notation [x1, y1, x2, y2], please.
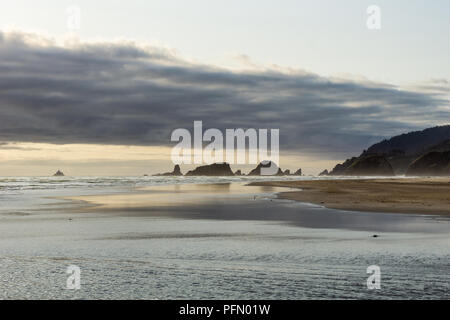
[0, 175, 402, 193]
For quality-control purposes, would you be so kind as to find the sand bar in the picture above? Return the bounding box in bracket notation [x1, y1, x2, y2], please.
[248, 178, 450, 215]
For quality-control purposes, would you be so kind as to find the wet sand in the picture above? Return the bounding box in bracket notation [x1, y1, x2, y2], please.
[62, 182, 450, 233]
[249, 178, 450, 215]
[65, 183, 288, 210]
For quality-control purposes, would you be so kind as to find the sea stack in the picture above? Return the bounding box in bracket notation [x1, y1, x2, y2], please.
[294, 168, 302, 175]
[185, 163, 234, 176]
[154, 164, 183, 176]
[248, 161, 283, 176]
[53, 170, 65, 176]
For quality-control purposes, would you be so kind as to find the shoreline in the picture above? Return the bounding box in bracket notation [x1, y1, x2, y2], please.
[248, 177, 450, 215]
[50, 180, 450, 233]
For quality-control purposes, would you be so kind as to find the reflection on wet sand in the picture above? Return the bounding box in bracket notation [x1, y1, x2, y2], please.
[67, 183, 287, 209]
[65, 183, 450, 233]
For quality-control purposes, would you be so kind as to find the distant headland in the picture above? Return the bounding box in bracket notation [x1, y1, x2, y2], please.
[320, 125, 450, 176]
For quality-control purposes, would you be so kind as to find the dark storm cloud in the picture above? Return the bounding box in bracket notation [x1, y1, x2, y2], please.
[0, 31, 448, 157]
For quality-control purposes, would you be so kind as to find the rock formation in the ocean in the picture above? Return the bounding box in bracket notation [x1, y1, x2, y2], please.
[53, 170, 64, 176]
[154, 164, 183, 176]
[185, 163, 234, 176]
[234, 170, 242, 176]
[319, 169, 329, 176]
[248, 161, 283, 176]
[329, 155, 394, 176]
[293, 168, 302, 175]
[405, 151, 450, 176]
[283, 169, 290, 175]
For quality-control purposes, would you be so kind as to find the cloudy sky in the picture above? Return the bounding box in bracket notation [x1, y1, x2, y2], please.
[0, 0, 449, 175]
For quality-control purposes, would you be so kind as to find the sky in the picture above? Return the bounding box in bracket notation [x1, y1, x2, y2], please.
[0, 0, 449, 175]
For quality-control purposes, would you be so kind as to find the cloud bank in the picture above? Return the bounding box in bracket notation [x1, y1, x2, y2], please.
[0, 30, 448, 158]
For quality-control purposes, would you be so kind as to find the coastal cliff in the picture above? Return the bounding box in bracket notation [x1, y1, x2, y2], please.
[406, 151, 450, 176]
[326, 125, 450, 176]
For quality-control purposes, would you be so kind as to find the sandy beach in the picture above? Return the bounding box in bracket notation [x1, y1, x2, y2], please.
[249, 177, 450, 215]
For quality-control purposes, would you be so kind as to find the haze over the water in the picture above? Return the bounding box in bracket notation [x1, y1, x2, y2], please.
[0, 0, 449, 175]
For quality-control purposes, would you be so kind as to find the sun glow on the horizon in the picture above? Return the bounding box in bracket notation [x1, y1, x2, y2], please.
[0, 142, 338, 176]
